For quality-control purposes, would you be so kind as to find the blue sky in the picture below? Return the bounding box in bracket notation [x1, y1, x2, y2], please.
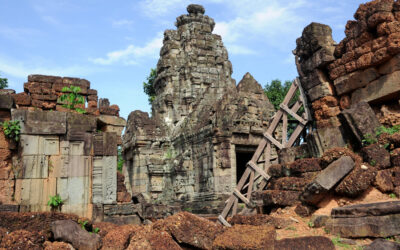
[0, 0, 367, 119]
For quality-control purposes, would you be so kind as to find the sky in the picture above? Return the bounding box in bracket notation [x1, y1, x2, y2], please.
[0, 0, 368, 119]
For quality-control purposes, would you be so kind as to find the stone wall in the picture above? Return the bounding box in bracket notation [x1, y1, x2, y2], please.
[12, 75, 120, 116]
[294, 0, 400, 155]
[0, 75, 129, 221]
[123, 5, 276, 213]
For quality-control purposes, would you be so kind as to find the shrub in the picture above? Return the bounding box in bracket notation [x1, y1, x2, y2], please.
[1, 120, 21, 142]
[59, 85, 86, 114]
[47, 194, 63, 211]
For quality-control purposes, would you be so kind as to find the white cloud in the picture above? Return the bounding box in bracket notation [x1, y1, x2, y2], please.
[139, 0, 188, 17]
[112, 19, 134, 28]
[227, 45, 255, 55]
[89, 35, 163, 65]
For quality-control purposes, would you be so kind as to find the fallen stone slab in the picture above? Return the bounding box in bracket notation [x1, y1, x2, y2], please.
[326, 214, 400, 238]
[0, 95, 14, 110]
[361, 143, 391, 169]
[340, 101, 381, 145]
[253, 190, 301, 207]
[127, 227, 182, 250]
[51, 220, 101, 250]
[229, 214, 292, 229]
[331, 201, 400, 218]
[152, 211, 224, 249]
[102, 224, 140, 250]
[364, 238, 400, 250]
[300, 156, 354, 205]
[212, 224, 275, 250]
[274, 236, 335, 250]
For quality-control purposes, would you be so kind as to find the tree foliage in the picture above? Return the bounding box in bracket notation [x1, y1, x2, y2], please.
[59, 85, 86, 114]
[143, 68, 157, 105]
[0, 74, 9, 89]
[263, 79, 293, 110]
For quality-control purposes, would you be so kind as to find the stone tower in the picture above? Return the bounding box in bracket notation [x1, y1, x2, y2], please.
[152, 4, 236, 129]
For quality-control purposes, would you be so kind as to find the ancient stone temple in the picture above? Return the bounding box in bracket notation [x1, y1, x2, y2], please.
[123, 4, 276, 213]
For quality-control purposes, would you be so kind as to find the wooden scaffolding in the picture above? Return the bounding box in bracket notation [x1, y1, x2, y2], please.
[218, 78, 312, 226]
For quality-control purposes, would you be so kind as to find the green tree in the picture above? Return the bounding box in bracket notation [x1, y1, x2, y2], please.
[143, 68, 157, 105]
[263, 79, 292, 110]
[0, 74, 9, 89]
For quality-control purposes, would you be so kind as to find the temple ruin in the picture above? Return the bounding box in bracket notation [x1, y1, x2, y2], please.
[122, 4, 276, 213]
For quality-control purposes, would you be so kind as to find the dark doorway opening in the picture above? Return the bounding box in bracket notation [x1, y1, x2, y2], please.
[236, 150, 254, 184]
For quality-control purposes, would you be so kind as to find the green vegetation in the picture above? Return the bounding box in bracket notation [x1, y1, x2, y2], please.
[307, 221, 314, 228]
[93, 227, 100, 234]
[59, 85, 86, 114]
[370, 159, 376, 166]
[285, 226, 297, 231]
[143, 68, 157, 105]
[361, 133, 377, 146]
[1, 120, 21, 142]
[331, 236, 355, 249]
[264, 79, 293, 110]
[362, 125, 400, 146]
[389, 193, 397, 199]
[117, 146, 124, 173]
[78, 219, 89, 230]
[0, 74, 8, 89]
[47, 194, 63, 211]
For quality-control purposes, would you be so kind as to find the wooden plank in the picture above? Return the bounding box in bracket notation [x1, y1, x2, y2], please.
[251, 138, 268, 163]
[263, 143, 271, 169]
[295, 78, 312, 121]
[218, 215, 231, 227]
[233, 189, 250, 205]
[267, 110, 284, 135]
[232, 197, 238, 216]
[220, 195, 235, 218]
[282, 82, 298, 105]
[246, 170, 255, 199]
[264, 132, 283, 149]
[280, 104, 307, 125]
[282, 113, 288, 145]
[247, 161, 270, 180]
[286, 123, 305, 147]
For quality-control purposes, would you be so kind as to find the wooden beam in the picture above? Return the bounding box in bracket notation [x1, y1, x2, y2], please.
[264, 132, 283, 149]
[280, 104, 307, 125]
[218, 215, 231, 227]
[233, 189, 250, 205]
[246, 170, 255, 199]
[247, 161, 270, 181]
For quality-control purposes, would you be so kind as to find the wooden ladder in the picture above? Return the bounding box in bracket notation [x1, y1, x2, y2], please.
[218, 78, 312, 226]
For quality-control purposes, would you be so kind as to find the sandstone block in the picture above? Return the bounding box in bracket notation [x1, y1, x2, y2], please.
[253, 190, 301, 207]
[332, 200, 400, 218]
[15, 178, 56, 206]
[11, 109, 66, 135]
[364, 238, 400, 250]
[275, 236, 335, 250]
[301, 69, 330, 91]
[388, 32, 400, 54]
[28, 74, 62, 83]
[51, 220, 100, 250]
[379, 53, 400, 75]
[57, 176, 90, 217]
[0, 95, 13, 110]
[361, 144, 391, 169]
[340, 95, 351, 109]
[213, 224, 275, 250]
[0, 179, 15, 204]
[104, 215, 141, 225]
[306, 126, 347, 158]
[334, 68, 380, 96]
[127, 228, 181, 250]
[302, 47, 335, 73]
[352, 70, 400, 104]
[341, 101, 381, 145]
[103, 204, 140, 216]
[12, 93, 31, 106]
[153, 211, 224, 249]
[94, 132, 117, 156]
[307, 81, 334, 101]
[300, 156, 354, 205]
[21, 155, 48, 179]
[326, 213, 400, 238]
[92, 156, 117, 205]
[20, 135, 59, 156]
[277, 144, 310, 165]
[375, 169, 394, 192]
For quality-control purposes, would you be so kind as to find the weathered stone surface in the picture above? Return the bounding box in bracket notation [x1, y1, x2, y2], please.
[229, 214, 292, 229]
[12, 92, 31, 106]
[94, 132, 117, 156]
[352, 70, 400, 104]
[92, 156, 117, 205]
[0, 179, 15, 204]
[11, 109, 66, 134]
[278, 144, 310, 165]
[152, 212, 223, 249]
[102, 224, 139, 250]
[361, 143, 391, 169]
[51, 220, 101, 250]
[104, 215, 142, 225]
[253, 190, 301, 207]
[332, 201, 400, 218]
[269, 176, 311, 191]
[0, 204, 19, 212]
[294, 204, 317, 217]
[335, 163, 376, 197]
[0, 229, 45, 249]
[334, 68, 380, 95]
[0, 95, 13, 110]
[301, 156, 354, 205]
[213, 224, 275, 250]
[57, 176, 90, 217]
[364, 238, 400, 250]
[285, 158, 321, 176]
[300, 69, 331, 91]
[127, 227, 182, 250]
[326, 214, 400, 238]
[310, 214, 330, 228]
[306, 126, 347, 158]
[43, 241, 74, 250]
[379, 53, 400, 74]
[341, 101, 381, 145]
[103, 203, 140, 216]
[307, 81, 334, 102]
[274, 236, 335, 250]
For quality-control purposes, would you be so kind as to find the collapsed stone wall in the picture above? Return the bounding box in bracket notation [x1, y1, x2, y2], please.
[0, 75, 132, 222]
[252, 0, 400, 217]
[294, 0, 400, 155]
[123, 5, 276, 213]
[12, 75, 120, 116]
